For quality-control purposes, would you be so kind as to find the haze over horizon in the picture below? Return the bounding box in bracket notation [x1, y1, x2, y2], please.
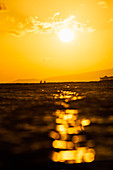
[0, 0, 113, 82]
[4, 68, 113, 83]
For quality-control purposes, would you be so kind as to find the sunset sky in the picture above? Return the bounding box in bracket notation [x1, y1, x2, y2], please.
[0, 0, 113, 82]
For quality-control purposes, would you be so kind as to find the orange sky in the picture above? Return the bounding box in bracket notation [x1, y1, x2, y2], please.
[0, 0, 113, 82]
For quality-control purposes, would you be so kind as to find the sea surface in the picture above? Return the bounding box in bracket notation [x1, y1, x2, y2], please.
[0, 82, 113, 169]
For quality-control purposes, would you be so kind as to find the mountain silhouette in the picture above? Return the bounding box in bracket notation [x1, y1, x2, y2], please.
[13, 68, 113, 83]
[45, 68, 113, 82]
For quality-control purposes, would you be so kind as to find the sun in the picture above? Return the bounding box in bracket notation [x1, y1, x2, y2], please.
[58, 28, 74, 43]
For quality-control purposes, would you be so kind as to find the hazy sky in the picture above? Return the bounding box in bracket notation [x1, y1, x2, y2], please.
[0, 0, 113, 82]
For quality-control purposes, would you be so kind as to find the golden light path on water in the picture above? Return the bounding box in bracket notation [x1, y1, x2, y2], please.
[49, 88, 95, 164]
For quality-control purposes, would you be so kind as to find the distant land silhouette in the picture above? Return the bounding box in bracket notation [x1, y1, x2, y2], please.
[13, 68, 113, 83]
[45, 68, 113, 82]
[14, 79, 40, 83]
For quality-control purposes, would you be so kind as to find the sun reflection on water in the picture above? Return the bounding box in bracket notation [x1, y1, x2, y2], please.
[53, 90, 85, 102]
[50, 90, 95, 164]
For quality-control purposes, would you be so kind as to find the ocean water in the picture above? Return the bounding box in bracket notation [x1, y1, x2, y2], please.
[0, 82, 113, 169]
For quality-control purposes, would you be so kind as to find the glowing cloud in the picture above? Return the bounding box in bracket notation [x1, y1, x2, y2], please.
[98, 1, 108, 8]
[51, 12, 60, 20]
[108, 18, 113, 24]
[8, 14, 96, 37]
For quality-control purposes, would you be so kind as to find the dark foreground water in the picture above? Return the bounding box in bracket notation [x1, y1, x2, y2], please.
[0, 82, 113, 169]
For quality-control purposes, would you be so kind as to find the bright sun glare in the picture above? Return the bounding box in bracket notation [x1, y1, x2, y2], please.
[59, 28, 74, 43]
